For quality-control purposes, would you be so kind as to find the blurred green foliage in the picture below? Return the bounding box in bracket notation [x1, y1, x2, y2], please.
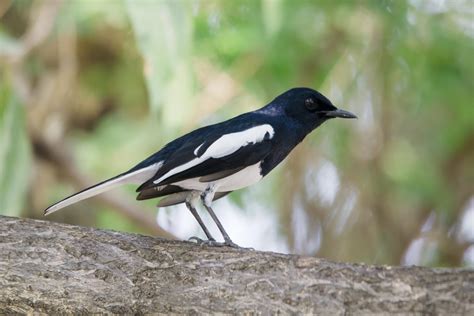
[0, 79, 31, 216]
[0, 0, 473, 266]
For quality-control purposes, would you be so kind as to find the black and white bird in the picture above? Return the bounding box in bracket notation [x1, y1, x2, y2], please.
[44, 87, 356, 247]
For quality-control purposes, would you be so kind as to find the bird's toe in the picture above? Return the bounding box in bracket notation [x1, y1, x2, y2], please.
[223, 239, 253, 250]
[188, 236, 218, 246]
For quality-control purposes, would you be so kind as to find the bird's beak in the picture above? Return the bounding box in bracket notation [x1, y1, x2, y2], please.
[325, 108, 357, 119]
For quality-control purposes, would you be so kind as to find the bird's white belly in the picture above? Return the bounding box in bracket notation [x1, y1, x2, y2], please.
[172, 162, 263, 192]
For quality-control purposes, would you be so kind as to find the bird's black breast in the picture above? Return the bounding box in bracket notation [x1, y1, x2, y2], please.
[259, 119, 308, 176]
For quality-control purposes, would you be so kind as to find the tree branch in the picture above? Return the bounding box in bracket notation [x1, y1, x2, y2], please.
[0, 215, 472, 314]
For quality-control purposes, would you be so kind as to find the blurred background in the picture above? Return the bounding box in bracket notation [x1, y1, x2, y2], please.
[1, 0, 473, 267]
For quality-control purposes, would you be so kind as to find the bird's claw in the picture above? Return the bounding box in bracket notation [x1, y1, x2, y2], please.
[189, 237, 224, 247]
[223, 239, 241, 248]
[188, 236, 252, 250]
[222, 237, 254, 250]
[188, 236, 215, 245]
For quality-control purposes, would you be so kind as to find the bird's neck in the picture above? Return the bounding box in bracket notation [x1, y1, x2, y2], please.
[256, 102, 285, 117]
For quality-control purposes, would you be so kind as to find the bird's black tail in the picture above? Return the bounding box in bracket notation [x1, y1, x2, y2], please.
[43, 163, 161, 216]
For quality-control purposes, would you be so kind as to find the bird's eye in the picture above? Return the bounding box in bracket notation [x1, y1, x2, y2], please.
[305, 98, 318, 111]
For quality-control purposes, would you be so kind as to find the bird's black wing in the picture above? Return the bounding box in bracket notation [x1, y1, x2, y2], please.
[159, 141, 272, 186]
[136, 122, 275, 192]
[136, 185, 184, 200]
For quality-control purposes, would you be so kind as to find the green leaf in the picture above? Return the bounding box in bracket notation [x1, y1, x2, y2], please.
[125, 0, 195, 133]
[262, 0, 283, 37]
[0, 82, 31, 216]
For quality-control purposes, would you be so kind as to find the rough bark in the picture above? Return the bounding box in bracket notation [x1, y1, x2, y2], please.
[0, 215, 472, 315]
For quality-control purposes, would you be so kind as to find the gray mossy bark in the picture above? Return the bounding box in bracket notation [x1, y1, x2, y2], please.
[0, 215, 472, 314]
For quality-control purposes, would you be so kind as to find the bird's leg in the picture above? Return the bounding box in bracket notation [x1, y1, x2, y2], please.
[201, 185, 241, 248]
[185, 191, 215, 242]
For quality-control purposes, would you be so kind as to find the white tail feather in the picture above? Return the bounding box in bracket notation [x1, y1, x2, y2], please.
[44, 162, 162, 216]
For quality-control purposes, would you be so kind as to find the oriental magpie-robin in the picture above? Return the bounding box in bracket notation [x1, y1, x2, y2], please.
[44, 87, 356, 248]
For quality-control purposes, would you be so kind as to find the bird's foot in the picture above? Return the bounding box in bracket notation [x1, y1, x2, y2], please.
[223, 238, 254, 250]
[188, 236, 216, 245]
[222, 238, 241, 248]
[189, 238, 226, 247]
[188, 236, 253, 250]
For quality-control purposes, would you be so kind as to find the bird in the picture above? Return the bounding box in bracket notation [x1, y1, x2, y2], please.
[44, 87, 356, 248]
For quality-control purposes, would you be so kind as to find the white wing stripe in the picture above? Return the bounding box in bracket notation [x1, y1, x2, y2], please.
[204, 124, 274, 159]
[193, 143, 204, 156]
[154, 124, 274, 184]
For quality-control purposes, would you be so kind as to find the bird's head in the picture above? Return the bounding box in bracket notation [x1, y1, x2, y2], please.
[272, 87, 357, 130]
